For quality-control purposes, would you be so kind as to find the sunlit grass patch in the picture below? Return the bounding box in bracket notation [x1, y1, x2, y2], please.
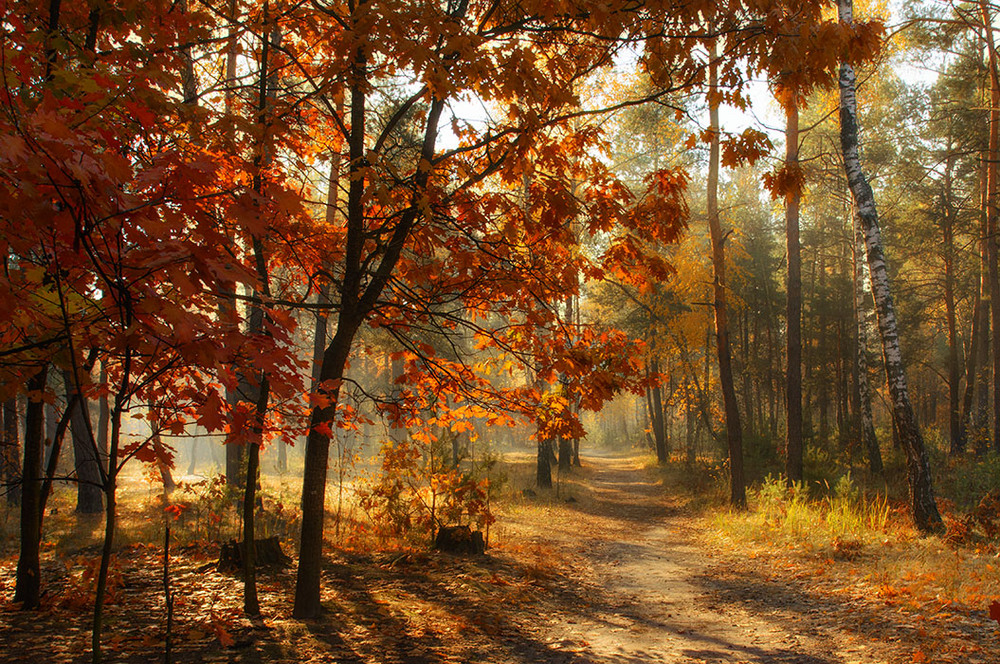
[712, 473, 900, 556]
[708, 472, 1000, 618]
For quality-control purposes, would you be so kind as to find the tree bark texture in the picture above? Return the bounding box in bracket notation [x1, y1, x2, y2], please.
[2, 397, 19, 505]
[838, 0, 940, 531]
[784, 98, 803, 484]
[14, 367, 48, 608]
[853, 210, 882, 475]
[941, 153, 962, 454]
[63, 370, 103, 513]
[650, 359, 667, 463]
[981, 0, 1000, 454]
[707, 43, 746, 508]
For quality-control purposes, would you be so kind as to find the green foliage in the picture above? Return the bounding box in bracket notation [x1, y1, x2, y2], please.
[934, 452, 1000, 513]
[718, 473, 892, 555]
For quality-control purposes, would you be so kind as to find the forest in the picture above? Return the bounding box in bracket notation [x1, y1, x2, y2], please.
[2, 0, 1000, 661]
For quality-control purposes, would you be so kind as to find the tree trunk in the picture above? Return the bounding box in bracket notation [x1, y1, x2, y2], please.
[14, 366, 48, 609]
[685, 380, 696, 464]
[222, 0, 244, 493]
[292, 0, 447, 613]
[294, 317, 360, 618]
[707, 41, 745, 508]
[853, 208, 883, 475]
[97, 361, 109, 463]
[941, 152, 962, 454]
[650, 359, 667, 463]
[241, 10, 280, 616]
[968, 151, 992, 454]
[981, 0, 1000, 454]
[784, 97, 804, 484]
[93, 342, 132, 664]
[63, 370, 103, 513]
[644, 381, 656, 451]
[2, 397, 19, 505]
[838, 0, 940, 531]
[557, 435, 572, 472]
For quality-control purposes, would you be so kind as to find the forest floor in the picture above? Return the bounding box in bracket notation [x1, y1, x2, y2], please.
[0, 454, 997, 663]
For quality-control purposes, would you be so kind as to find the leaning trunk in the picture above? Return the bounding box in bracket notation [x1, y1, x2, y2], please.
[853, 209, 883, 475]
[650, 359, 667, 463]
[838, 0, 941, 531]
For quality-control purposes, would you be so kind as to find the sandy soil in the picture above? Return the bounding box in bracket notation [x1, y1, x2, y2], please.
[499, 455, 917, 664]
[2, 454, 994, 663]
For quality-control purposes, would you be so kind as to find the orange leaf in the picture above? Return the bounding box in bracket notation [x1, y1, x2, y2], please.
[989, 600, 1000, 623]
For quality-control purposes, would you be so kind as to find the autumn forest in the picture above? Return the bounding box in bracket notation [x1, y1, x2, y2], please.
[2, 0, 1000, 662]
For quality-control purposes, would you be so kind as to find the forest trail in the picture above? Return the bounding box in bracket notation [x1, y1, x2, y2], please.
[2, 455, 984, 664]
[501, 455, 903, 664]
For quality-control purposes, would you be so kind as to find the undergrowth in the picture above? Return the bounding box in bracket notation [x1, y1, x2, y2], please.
[709, 470, 1000, 618]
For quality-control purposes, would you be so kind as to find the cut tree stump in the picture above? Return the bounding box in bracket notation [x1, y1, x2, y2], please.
[217, 536, 291, 573]
[434, 525, 485, 555]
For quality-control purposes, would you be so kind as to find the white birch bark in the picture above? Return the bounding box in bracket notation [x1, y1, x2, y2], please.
[838, 0, 940, 531]
[852, 207, 882, 474]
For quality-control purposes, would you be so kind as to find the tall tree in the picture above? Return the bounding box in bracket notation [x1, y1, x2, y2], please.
[837, 0, 942, 532]
[706, 40, 746, 509]
[980, 0, 1000, 454]
[783, 97, 804, 484]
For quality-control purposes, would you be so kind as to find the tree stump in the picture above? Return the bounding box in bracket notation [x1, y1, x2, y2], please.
[217, 536, 291, 573]
[434, 525, 485, 555]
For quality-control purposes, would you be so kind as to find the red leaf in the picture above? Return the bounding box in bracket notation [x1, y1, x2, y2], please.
[196, 390, 226, 432]
[989, 600, 1000, 623]
[210, 610, 235, 648]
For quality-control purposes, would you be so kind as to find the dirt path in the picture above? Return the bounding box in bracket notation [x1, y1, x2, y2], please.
[2, 454, 986, 663]
[501, 455, 905, 664]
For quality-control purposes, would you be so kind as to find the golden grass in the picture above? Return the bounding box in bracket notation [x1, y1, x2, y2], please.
[708, 473, 1000, 615]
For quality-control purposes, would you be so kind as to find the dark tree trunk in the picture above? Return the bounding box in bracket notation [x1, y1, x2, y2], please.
[292, 0, 447, 614]
[96, 362, 108, 463]
[536, 435, 553, 488]
[971, 155, 992, 454]
[982, 0, 1000, 454]
[241, 12, 280, 616]
[784, 98, 803, 484]
[650, 359, 667, 463]
[14, 366, 48, 609]
[707, 42, 745, 508]
[941, 153, 962, 455]
[839, 0, 941, 531]
[2, 398, 19, 505]
[557, 436, 572, 472]
[63, 370, 103, 513]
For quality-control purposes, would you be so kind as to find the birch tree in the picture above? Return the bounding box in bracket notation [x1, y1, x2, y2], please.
[837, 0, 942, 532]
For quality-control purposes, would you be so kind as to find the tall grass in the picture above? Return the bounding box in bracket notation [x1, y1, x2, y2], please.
[714, 473, 894, 556]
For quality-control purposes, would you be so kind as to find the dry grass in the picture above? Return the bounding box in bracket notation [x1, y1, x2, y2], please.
[707, 473, 1000, 621]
